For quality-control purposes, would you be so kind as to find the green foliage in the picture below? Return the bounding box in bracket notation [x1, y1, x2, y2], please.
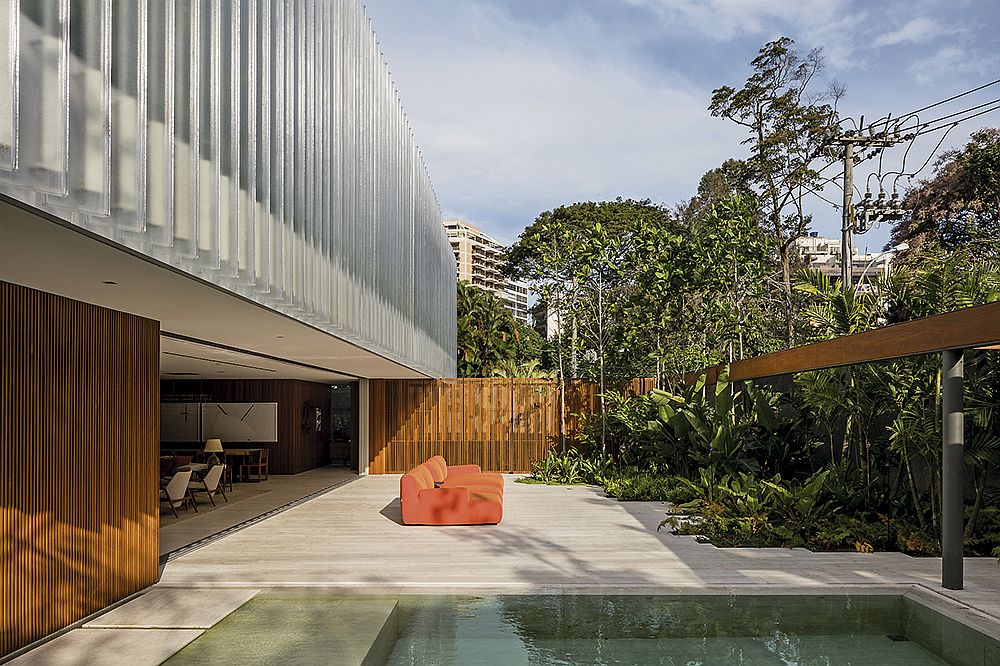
[644, 368, 814, 480]
[491, 358, 554, 379]
[520, 448, 611, 486]
[507, 195, 780, 386]
[602, 469, 677, 501]
[456, 282, 538, 377]
[891, 128, 1000, 260]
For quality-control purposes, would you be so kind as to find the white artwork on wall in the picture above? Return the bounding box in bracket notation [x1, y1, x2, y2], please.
[201, 403, 278, 443]
[160, 403, 202, 442]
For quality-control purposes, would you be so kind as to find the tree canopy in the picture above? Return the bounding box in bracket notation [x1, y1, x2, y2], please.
[456, 281, 541, 378]
[709, 36, 842, 344]
[890, 128, 1000, 261]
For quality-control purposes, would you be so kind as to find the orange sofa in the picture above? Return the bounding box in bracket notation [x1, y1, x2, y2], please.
[425, 455, 505, 494]
[400, 462, 503, 525]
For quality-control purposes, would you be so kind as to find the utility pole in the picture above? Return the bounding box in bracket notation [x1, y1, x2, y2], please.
[830, 126, 909, 292]
[840, 140, 854, 291]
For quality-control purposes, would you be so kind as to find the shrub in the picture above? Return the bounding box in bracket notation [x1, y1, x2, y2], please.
[602, 472, 676, 501]
[521, 448, 610, 485]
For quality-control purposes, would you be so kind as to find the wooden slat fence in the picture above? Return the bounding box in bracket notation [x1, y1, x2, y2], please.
[368, 378, 599, 473]
[1, 281, 160, 658]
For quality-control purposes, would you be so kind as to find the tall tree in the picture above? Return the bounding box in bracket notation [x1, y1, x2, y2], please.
[709, 36, 842, 345]
[890, 128, 1000, 261]
[508, 199, 675, 450]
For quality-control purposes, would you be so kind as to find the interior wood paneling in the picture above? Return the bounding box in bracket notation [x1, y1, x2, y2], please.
[160, 379, 333, 474]
[1, 281, 160, 658]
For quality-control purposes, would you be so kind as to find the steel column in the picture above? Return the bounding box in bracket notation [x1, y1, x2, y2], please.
[941, 348, 964, 590]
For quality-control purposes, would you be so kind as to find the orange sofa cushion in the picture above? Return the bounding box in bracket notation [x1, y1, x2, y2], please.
[400, 463, 503, 525]
[426, 455, 504, 494]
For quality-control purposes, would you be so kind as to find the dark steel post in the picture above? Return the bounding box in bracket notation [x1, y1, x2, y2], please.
[941, 349, 964, 590]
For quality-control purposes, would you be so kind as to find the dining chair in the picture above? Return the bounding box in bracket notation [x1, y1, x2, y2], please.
[244, 449, 269, 482]
[222, 465, 234, 491]
[160, 469, 194, 518]
[190, 464, 228, 506]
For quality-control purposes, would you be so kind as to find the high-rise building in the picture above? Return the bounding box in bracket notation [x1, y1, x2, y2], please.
[444, 219, 530, 325]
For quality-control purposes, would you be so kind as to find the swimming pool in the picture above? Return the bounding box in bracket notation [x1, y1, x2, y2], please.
[166, 591, 1000, 665]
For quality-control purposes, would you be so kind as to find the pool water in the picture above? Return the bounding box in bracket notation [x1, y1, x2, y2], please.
[166, 592, 999, 665]
[387, 595, 955, 666]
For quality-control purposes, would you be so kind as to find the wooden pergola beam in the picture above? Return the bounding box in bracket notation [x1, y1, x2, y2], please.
[688, 300, 1000, 385]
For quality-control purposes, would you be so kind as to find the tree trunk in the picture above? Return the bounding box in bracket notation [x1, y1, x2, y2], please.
[570, 284, 578, 379]
[964, 468, 987, 540]
[554, 292, 567, 452]
[598, 272, 606, 454]
[779, 243, 795, 345]
[903, 440, 928, 532]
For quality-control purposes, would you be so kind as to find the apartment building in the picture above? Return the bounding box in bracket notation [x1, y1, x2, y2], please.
[795, 233, 897, 287]
[444, 219, 530, 325]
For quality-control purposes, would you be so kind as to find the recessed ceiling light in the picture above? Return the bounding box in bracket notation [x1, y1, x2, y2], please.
[102, 280, 117, 285]
[276, 335, 285, 339]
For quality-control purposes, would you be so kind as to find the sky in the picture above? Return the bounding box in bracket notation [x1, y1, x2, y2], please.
[364, 0, 1000, 251]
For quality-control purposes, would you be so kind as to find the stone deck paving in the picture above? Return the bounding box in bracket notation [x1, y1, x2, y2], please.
[158, 475, 1000, 620]
[16, 474, 1000, 665]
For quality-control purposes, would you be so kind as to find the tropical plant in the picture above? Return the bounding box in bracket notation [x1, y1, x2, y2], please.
[491, 358, 555, 379]
[456, 281, 536, 377]
[522, 448, 610, 486]
[645, 367, 813, 479]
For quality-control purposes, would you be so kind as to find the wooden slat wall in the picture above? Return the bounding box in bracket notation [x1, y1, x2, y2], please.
[160, 379, 332, 474]
[368, 378, 599, 474]
[1, 281, 160, 658]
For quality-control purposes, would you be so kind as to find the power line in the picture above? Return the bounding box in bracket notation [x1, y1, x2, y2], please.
[893, 97, 1000, 135]
[911, 101, 1000, 137]
[898, 77, 1000, 118]
[896, 123, 958, 184]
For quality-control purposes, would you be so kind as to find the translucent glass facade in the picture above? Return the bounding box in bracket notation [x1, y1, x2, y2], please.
[0, 0, 457, 378]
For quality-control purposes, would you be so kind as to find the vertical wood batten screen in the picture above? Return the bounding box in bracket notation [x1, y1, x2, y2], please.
[367, 379, 599, 474]
[1, 281, 160, 658]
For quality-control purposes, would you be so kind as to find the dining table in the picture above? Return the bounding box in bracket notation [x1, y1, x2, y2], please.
[224, 448, 263, 482]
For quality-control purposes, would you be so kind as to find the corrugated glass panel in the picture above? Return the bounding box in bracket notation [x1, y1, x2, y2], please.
[0, 0, 456, 377]
[0, 0, 19, 170]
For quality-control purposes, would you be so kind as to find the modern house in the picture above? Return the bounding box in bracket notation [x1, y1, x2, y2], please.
[444, 219, 530, 324]
[0, 0, 456, 658]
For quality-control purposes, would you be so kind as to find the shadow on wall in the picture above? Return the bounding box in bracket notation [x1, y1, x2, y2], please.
[0, 507, 158, 657]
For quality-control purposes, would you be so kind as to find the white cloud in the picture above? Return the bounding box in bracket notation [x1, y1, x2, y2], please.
[620, 0, 868, 68]
[366, 3, 745, 240]
[874, 16, 950, 47]
[908, 46, 998, 85]
[622, 0, 844, 39]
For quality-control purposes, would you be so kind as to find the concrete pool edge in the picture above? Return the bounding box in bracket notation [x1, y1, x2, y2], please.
[21, 583, 1000, 665]
[154, 581, 1000, 642]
